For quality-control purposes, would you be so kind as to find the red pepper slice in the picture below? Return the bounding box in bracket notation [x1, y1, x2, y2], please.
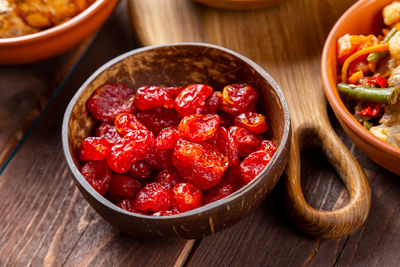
[359, 102, 382, 117]
[366, 74, 388, 88]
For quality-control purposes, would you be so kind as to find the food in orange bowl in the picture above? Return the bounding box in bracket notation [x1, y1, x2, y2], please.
[0, 0, 118, 64]
[322, 0, 400, 175]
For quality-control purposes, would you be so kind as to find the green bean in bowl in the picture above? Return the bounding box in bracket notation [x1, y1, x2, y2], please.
[337, 1, 400, 148]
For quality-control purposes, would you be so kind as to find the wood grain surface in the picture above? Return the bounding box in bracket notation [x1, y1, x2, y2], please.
[129, 0, 370, 238]
[0, 37, 93, 170]
[0, 1, 188, 266]
[1, 0, 400, 266]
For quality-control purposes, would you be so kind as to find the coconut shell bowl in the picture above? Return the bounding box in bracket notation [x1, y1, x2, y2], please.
[62, 43, 291, 239]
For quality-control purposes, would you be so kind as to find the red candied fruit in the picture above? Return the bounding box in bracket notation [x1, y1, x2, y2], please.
[156, 169, 180, 190]
[78, 137, 110, 161]
[81, 160, 111, 195]
[234, 112, 268, 134]
[108, 175, 142, 202]
[129, 160, 153, 180]
[117, 199, 136, 213]
[107, 129, 155, 173]
[229, 126, 263, 157]
[145, 146, 173, 170]
[240, 151, 272, 185]
[202, 91, 222, 114]
[96, 123, 122, 145]
[153, 210, 180, 216]
[171, 183, 204, 212]
[114, 113, 147, 136]
[208, 126, 239, 166]
[134, 182, 172, 213]
[156, 126, 181, 149]
[224, 164, 245, 191]
[87, 83, 135, 124]
[172, 139, 229, 190]
[178, 114, 220, 142]
[204, 181, 234, 204]
[174, 84, 213, 117]
[136, 107, 180, 134]
[163, 86, 185, 99]
[133, 86, 175, 110]
[221, 83, 258, 115]
[260, 140, 277, 157]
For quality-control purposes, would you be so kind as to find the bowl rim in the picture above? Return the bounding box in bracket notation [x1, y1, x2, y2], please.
[62, 42, 291, 220]
[0, 0, 109, 45]
[321, 0, 400, 158]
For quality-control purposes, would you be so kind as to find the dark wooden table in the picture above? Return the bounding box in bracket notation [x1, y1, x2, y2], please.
[1, 0, 400, 266]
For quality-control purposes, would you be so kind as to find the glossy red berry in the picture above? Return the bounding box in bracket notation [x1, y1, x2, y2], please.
[162, 86, 186, 99]
[81, 160, 111, 195]
[156, 126, 182, 149]
[202, 91, 222, 114]
[156, 169, 180, 190]
[234, 112, 268, 134]
[114, 113, 147, 136]
[96, 123, 122, 145]
[145, 146, 173, 170]
[224, 164, 245, 191]
[108, 175, 142, 202]
[133, 86, 175, 110]
[134, 182, 172, 213]
[207, 126, 239, 166]
[178, 114, 220, 142]
[117, 199, 136, 213]
[153, 210, 180, 216]
[136, 107, 180, 134]
[240, 151, 272, 185]
[87, 83, 135, 124]
[129, 160, 153, 180]
[221, 83, 258, 115]
[204, 181, 234, 204]
[107, 129, 155, 173]
[171, 183, 204, 212]
[229, 126, 263, 157]
[260, 140, 277, 157]
[174, 84, 213, 117]
[78, 137, 110, 161]
[172, 139, 229, 190]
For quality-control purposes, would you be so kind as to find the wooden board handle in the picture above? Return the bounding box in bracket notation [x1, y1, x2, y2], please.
[284, 124, 371, 238]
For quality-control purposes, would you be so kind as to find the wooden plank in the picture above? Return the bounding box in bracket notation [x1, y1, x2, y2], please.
[0, 1, 188, 265]
[186, 147, 350, 266]
[0, 33, 93, 169]
[128, 0, 400, 265]
[329, 121, 400, 266]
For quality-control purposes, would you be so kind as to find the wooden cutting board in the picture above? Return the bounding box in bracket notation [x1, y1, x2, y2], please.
[128, 0, 371, 238]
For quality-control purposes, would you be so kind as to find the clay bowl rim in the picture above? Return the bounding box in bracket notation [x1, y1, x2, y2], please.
[321, 0, 400, 159]
[0, 0, 109, 45]
[62, 42, 291, 221]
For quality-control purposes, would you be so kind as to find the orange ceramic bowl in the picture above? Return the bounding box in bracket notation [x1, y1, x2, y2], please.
[322, 0, 400, 175]
[0, 0, 118, 65]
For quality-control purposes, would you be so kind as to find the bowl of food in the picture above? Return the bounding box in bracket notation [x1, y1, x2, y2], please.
[322, 0, 400, 175]
[0, 0, 118, 65]
[62, 43, 290, 239]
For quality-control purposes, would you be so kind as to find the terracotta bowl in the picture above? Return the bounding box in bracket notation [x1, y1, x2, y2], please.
[194, 0, 287, 10]
[62, 43, 291, 239]
[0, 0, 118, 65]
[321, 0, 400, 175]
